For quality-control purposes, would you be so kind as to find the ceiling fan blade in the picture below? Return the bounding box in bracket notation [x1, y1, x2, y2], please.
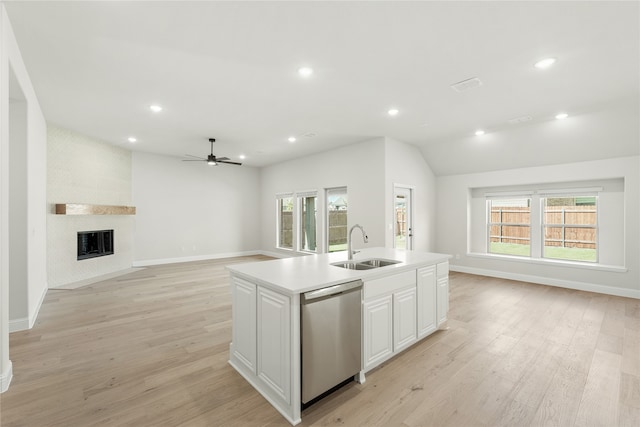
[183, 138, 243, 167]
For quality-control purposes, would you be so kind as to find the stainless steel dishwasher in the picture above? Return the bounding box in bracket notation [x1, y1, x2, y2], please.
[301, 280, 362, 405]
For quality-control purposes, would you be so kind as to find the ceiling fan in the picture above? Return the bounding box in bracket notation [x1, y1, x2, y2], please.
[182, 138, 242, 166]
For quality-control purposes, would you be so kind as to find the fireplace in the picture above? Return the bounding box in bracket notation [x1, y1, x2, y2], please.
[77, 230, 114, 260]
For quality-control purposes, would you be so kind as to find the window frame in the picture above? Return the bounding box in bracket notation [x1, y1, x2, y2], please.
[541, 194, 599, 263]
[297, 191, 318, 253]
[325, 187, 348, 253]
[276, 193, 294, 250]
[486, 196, 532, 258]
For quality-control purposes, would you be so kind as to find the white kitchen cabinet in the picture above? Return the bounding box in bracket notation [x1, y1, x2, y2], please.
[393, 286, 417, 352]
[363, 271, 417, 371]
[229, 277, 296, 423]
[436, 261, 449, 326]
[231, 276, 257, 373]
[363, 294, 393, 370]
[417, 266, 437, 339]
[437, 276, 449, 326]
[257, 286, 291, 404]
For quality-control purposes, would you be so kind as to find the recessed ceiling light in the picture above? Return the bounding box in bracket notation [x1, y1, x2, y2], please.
[555, 112, 569, 120]
[288, 136, 297, 143]
[127, 137, 137, 143]
[239, 154, 246, 160]
[475, 130, 486, 136]
[298, 67, 313, 78]
[388, 108, 399, 116]
[149, 104, 163, 113]
[534, 57, 556, 69]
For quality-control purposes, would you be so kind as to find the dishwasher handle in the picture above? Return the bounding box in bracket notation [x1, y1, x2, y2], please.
[302, 280, 362, 303]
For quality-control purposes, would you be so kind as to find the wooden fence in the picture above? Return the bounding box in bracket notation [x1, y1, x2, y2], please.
[279, 211, 347, 248]
[396, 210, 406, 236]
[490, 206, 596, 249]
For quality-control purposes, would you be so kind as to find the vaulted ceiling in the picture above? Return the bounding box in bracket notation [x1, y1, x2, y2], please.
[5, 1, 639, 174]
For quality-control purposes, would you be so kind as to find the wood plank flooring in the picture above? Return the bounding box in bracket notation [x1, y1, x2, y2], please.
[1, 257, 638, 426]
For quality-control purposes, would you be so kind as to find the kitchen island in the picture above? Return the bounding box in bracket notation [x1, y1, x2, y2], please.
[227, 247, 451, 425]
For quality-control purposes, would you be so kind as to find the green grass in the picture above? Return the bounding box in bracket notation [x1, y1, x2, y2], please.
[490, 242, 596, 262]
[544, 246, 597, 262]
[490, 242, 530, 256]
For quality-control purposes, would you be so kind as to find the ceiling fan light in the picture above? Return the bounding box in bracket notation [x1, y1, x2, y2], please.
[207, 160, 216, 166]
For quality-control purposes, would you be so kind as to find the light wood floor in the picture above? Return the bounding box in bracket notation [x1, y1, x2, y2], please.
[1, 256, 639, 426]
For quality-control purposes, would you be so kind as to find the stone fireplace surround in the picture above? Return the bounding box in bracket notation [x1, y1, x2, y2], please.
[47, 126, 134, 288]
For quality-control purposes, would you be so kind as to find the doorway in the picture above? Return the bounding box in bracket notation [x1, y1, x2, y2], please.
[393, 185, 413, 250]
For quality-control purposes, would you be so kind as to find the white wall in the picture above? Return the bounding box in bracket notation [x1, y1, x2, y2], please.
[1, 3, 48, 391]
[132, 151, 261, 265]
[384, 138, 437, 252]
[260, 138, 386, 256]
[47, 126, 133, 287]
[436, 156, 640, 298]
[8, 95, 27, 326]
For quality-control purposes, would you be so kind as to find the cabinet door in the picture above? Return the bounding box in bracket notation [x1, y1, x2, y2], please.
[363, 295, 393, 370]
[393, 287, 417, 352]
[417, 266, 437, 339]
[257, 287, 291, 404]
[231, 277, 257, 373]
[437, 277, 449, 326]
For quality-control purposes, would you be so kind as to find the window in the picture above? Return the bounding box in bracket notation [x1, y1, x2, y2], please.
[471, 179, 620, 266]
[298, 192, 317, 252]
[277, 194, 294, 250]
[543, 196, 597, 262]
[326, 187, 348, 253]
[487, 198, 531, 257]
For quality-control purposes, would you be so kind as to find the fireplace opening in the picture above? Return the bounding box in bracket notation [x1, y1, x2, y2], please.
[77, 230, 114, 260]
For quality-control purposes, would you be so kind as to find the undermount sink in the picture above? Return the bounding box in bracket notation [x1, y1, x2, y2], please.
[358, 259, 401, 267]
[331, 258, 401, 270]
[331, 261, 376, 270]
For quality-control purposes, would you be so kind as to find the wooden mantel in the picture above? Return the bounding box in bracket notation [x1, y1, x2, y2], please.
[55, 204, 136, 216]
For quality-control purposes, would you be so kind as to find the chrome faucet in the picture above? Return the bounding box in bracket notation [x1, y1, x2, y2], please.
[347, 224, 368, 261]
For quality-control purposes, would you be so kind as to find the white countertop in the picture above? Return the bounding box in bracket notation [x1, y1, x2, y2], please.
[227, 247, 451, 295]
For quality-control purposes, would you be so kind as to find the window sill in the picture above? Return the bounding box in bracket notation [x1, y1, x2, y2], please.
[466, 252, 627, 273]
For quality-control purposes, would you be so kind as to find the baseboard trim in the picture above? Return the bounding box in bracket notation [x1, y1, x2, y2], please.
[8, 317, 29, 333]
[8, 283, 47, 333]
[132, 250, 267, 267]
[450, 265, 640, 299]
[1, 360, 13, 393]
[29, 284, 47, 328]
[50, 268, 145, 290]
[259, 250, 294, 259]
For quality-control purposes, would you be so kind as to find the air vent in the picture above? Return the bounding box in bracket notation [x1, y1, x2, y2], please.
[450, 77, 483, 93]
[508, 115, 533, 124]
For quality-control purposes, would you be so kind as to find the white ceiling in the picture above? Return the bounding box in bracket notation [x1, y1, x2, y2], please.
[4, 1, 639, 174]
